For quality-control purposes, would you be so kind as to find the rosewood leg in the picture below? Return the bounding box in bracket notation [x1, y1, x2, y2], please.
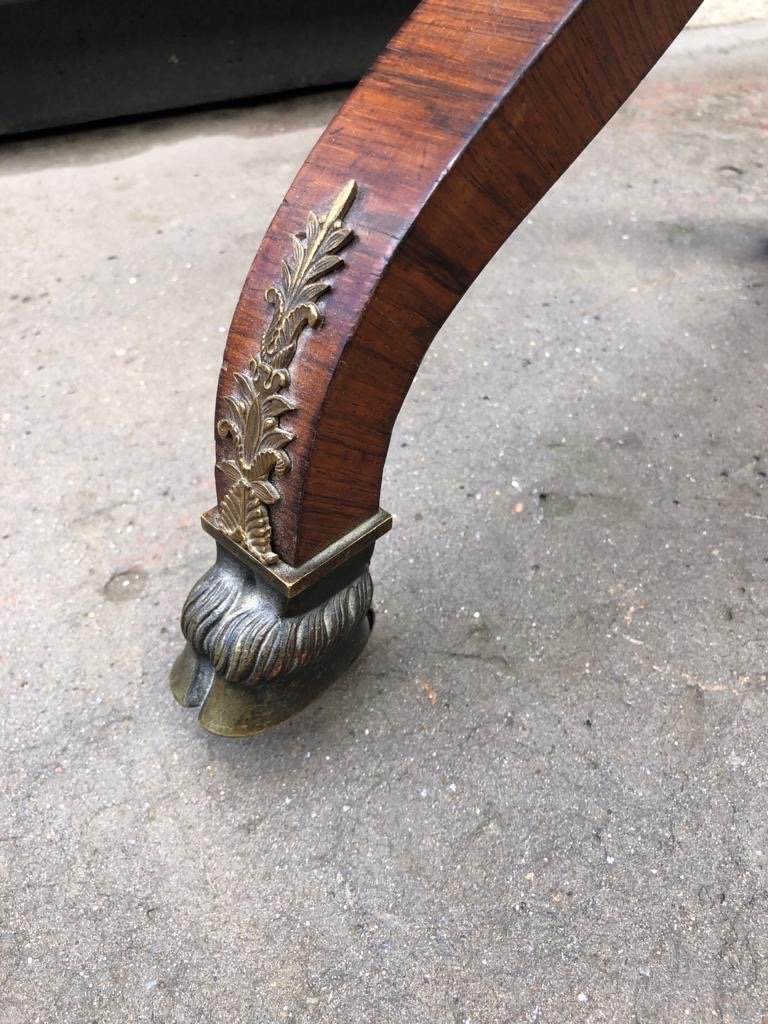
[172, 0, 703, 735]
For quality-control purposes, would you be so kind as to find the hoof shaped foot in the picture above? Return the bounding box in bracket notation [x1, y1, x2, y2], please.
[170, 545, 374, 736]
[172, 613, 370, 736]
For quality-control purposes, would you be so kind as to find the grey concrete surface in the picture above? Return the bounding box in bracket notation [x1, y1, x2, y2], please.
[692, 0, 768, 25]
[1, 21, 767, 1024]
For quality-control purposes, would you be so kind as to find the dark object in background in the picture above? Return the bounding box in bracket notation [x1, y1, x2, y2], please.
[0, 0, 417, 136]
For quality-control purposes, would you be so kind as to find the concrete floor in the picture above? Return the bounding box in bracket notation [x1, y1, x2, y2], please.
[691, 0, 768, 25]
[2, 20, 767, 1024]
[692, 0, 768, 25]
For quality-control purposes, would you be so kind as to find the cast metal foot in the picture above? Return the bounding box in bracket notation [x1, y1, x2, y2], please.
[171, 545, 374, 736]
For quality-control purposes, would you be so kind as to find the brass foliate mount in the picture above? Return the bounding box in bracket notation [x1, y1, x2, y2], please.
[173, 180, 392, 736]
[214, 179, 358, 566]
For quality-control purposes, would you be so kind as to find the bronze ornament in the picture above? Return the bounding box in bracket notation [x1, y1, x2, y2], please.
[214, 179, 358, 565]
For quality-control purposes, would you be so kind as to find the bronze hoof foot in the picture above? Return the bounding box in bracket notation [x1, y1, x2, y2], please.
[170, 546, 374, 737]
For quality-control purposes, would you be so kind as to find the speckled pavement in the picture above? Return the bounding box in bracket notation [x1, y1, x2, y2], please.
[1, 20, 767, 1024]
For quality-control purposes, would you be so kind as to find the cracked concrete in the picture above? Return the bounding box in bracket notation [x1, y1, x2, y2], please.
[1, 18, 768, 1024]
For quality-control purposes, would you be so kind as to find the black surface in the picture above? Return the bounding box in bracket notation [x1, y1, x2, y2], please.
[0, 0, 418, 135]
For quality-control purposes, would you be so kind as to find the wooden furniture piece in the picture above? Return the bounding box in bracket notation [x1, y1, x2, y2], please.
[171, 0, 704, 736]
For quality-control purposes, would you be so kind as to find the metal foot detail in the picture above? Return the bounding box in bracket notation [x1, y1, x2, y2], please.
[170, 545, 374, 736]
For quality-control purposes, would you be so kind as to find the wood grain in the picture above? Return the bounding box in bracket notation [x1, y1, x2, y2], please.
[216, 0, 703, 565]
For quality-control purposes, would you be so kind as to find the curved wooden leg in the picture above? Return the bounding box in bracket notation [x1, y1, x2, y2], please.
[173, 0, 703, 735]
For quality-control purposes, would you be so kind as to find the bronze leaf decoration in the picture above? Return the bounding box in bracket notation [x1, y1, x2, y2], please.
[215, 180, 358, 565]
